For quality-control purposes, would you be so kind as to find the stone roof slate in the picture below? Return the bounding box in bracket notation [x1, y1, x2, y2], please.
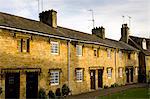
[0, 12, 138, 51]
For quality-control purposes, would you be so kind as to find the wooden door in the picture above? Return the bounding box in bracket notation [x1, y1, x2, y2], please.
[5, 73, 20, 99]
[126, 68, 129, 83]
[26, 72, 38, 99]
[98, 69, 103, 88]
[90, 70, 96, 89]
[130, 68, 134, 82]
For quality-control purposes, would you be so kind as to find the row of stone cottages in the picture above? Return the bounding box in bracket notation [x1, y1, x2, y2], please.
[0, 9, 139, 98]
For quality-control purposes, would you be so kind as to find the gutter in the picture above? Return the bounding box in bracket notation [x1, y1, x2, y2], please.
[0, 25, 110, 47]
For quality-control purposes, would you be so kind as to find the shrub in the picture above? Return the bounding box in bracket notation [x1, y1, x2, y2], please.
[38, 88, 47, 99]
[111, 83, 119, 88]
[0, 87, 2, 95]
[62, 84, 70, 96]
[48, 90, 55, 99]
[55, 88, 61, 96]
[104, 85, 109, 89]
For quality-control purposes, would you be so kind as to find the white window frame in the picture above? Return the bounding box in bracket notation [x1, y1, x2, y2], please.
[119, 68, 123, 77]
[107, 68, 112, 79]
[50, 71, 59, 85]
[51, 41, 59, 55]
[119, 51, 122, 59]
[142, 39, 147, 50]
[76, 45, 82, 56]
[76, 69, 83, 82]
[135, 67, 138, 75]
[107, 49, 111, 58]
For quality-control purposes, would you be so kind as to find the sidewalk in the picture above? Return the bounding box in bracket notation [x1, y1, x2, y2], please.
[67, 83, 148, 99]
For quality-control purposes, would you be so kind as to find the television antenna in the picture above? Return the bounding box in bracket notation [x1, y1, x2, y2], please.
[37, 0, 43, 13]
[88, 9, 95, 28]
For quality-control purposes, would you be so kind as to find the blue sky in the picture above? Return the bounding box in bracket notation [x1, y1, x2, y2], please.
[0, 0, 149, 40]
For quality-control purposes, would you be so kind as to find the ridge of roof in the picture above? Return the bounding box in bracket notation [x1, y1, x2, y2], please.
[130, 35, 150, 40]
[0, 11, 138, 51]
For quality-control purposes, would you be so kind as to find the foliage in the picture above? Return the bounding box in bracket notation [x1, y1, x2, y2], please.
[62, 84, 70, 96]
[110, 83, 119, 88]
[104, 85, 109, 89]
[0, 87, 2, 95]
[38, 88, 47, 99]
[48, 90, 55, 99]
[55, 88, 61, 96]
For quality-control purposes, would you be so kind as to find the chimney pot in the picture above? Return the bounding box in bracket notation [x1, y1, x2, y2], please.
[92, 26, 105, 39]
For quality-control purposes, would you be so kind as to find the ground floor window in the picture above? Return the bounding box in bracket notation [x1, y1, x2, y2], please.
[50, 71, 59, 85]
[107, 68, 112, 79]
[75, 68, 83, 82]
[119, 67, 123, 77]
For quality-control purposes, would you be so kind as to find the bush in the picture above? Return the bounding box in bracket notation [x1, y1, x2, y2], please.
[0, 87, 2, 95]
[38, 88, 47, 99]
[111, 83, 119, 88]
[55, 88, 61, 96]
[104, 85, 109, 89]
[48, 90, 55, 99]
[62, 84, 70, 96]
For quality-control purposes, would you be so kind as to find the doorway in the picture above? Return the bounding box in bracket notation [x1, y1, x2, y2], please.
[5, 73, 20, 99]
[90, 70, 96, 89]
[98, 69, 103, 88]
[26, 72, 38, 99]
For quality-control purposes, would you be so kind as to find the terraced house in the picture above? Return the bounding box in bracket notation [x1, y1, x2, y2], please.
[0, 10, 139, 98]
[128, 36, 150, 83]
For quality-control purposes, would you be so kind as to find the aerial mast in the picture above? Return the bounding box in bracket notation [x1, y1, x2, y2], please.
[88, 9, 95, 28]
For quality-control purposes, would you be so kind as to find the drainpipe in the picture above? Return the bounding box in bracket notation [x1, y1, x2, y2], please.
[67, 40, 71, 89]
[114, 49, 117, 83]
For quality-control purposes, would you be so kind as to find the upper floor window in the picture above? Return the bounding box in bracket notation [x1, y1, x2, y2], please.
[94, 48, 99, 57]
[75, 69, 83, 82]
[76, 45, 82, 56]
[51, 41, 59, 54]
[50, 71, 59, 85]
[119, 51, 122, 59]
[142, 39, 147, 50]
[17, 38, 30, 53]
[107, 49, 111, 58]
[128, 53, 131, 59]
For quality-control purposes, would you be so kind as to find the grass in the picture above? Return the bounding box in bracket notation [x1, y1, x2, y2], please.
[98, 87, 149, 99]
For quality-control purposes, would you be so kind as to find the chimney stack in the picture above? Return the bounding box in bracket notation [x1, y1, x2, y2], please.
[120, 24, 129, 43]
[39, 9, 57, 28]
[92, 26, 105, 39]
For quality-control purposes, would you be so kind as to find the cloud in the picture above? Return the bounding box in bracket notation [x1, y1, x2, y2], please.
[0, 0, 149, 40]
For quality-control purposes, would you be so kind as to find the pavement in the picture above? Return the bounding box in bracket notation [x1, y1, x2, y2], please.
[66, 83, 149, 99]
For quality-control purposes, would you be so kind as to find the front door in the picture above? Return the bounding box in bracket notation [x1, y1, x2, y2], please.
[98, 69, 103, 88]
[130, 68, 133, 82]
[126, 68, 129, 83]
[5, 73, 20, 99]
[26, 72, 38, 99]
[90, 70, 96, 89]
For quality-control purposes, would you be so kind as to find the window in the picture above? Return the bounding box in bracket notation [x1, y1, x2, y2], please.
[135, 67, 138, 75]
[76, 69, 83, 82]
[107, 68, 112, 79]
[17, 38, 30, 52]
[51, 41, 59, 54]
[94, 48, 99, 57]
[107, 49, 111, 58]
[50, 71, 59, 85]
[119, 68, 123, 77]
[119, 51, 122, 59]
[142, 39, 147, 49]
[128, 53, 131, 59]
[76, 45, 82, 56]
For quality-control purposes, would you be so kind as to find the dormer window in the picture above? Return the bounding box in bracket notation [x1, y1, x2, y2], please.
[142, 39, 147, 50]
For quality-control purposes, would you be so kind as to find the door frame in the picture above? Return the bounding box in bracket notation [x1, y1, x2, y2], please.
[90, 70, 96, 90]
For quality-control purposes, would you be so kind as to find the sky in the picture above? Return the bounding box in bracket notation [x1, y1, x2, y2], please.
[0, 0, 149, 40]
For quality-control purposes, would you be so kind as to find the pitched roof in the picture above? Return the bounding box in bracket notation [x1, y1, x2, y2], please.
[0, 11, 138, 51]
[129, 36, 150, 55]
